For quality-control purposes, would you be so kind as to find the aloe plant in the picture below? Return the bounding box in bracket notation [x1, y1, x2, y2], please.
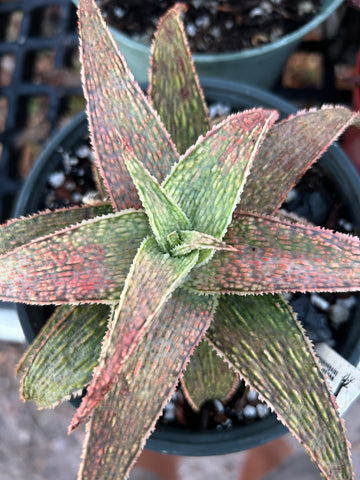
[1, 0, 360, 478]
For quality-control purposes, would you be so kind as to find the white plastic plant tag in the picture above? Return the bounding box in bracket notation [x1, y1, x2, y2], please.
[315, 343, 360, 416]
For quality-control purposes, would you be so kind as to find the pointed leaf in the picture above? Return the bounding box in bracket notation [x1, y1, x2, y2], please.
[0, 210, 150, 304]
[0, 204, 112, 255]
[207, 295, 353, 480]
[125, 152, 191, 252]
[172, 230, 236, 256]
[239, 106, 360, 215]
[17, 304, 110, 408]
[70, 237, 199, 430]
[78, 0, 179, 211]
[163, 110, 278, 251]
[188, 212, 360, 294]
[77, 290, 216, 480]
[149, 4, 210, 153]
[182, 339, 239, 411]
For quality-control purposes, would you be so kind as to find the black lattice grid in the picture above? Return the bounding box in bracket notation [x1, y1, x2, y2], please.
[0, 0, 82, 222]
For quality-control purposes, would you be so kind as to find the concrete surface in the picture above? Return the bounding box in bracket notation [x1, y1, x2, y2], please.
[0, 327, 359, 480]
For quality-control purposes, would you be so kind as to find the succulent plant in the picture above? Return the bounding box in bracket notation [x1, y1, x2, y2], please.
[1, 0, 360, 478]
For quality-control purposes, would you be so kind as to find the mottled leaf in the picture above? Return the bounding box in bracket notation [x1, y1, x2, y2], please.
[0, 210, 150, 304]
[70, 237, 199, 431]
[125, 152, 191, 252]
[77, 290, 216, 480]
[208, 295, 353, 480]
[149, 4, 210, 154]
[17, 304, 110, 407]
[78, 0, 178, 211]
[239, 106, 360, 214]
[0, 204, 112, 255]
[189, 212, 360, 294]
[182, 339, 239, 411]
[163, 110, 278, 262]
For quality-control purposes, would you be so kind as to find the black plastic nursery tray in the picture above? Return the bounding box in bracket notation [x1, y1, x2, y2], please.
[0, 0, 83, 222]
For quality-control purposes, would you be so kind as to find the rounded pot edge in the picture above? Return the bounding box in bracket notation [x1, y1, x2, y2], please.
[72, 0, 342, 88]
[14, 79, 360, 456]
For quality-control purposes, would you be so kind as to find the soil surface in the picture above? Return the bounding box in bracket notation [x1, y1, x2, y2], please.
[100, 0, 322, 52]
[0, 341, 85, 480]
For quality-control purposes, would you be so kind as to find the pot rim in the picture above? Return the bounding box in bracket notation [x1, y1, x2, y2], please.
[72, 0, 343, 62]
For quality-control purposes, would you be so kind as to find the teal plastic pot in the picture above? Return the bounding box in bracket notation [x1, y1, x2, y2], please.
[73, 0, 342, 88]
[15, 79, 360, 456]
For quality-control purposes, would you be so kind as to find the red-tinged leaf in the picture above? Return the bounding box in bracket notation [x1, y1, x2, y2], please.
[78, 0, 179, 211]
[207, 294, 353, 480]
[17, 304, 110, 408]
[0, 204, 112, 255]
[239, 106, 360, 215]
[0, 210, 150, 304]
[163, 110, 278, 261]
[70, 237, 199, 431]
[90, 163, 109, 201]
[182, 339, 239, 411]
[188, 212, 360, 294]
[124, 152, 191, 252]
[77, 289, 216, 480]
[149, 3, 210, 154]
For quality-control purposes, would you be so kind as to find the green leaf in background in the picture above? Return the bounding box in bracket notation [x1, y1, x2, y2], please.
[207, 294, 353, 480]
[182, 339, 239, 411]
[70, 237, 199, 430]
[17, 304, 110, 407]
[149, 3, 210, 154]
[78, 290, 217, 480]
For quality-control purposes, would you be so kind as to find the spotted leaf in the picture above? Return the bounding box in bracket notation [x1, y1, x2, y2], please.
[208, 295, 353, 480]
[189, 212, 360, 294]
[182, 339, 239, 412]
[78, 290, 216, 480]
[17, 304, 110, 407]
[239, 106, 360, 215]
[0, 204, 112, 255]
[78, 0, 178, 211]
[70, 237, 199, 430]
[0, 210, 150, 304]
[149, 3, 210, 154]
[164, 110, 278, 262]
[124, 152, 191, 252]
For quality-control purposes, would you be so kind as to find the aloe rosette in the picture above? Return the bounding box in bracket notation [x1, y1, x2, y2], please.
[1, 1, 360, 478]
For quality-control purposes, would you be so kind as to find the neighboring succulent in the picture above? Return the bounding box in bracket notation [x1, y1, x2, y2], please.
[1, 0, 360, 478]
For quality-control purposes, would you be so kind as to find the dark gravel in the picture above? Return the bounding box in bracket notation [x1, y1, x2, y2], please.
[100, 0, 322, 52]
